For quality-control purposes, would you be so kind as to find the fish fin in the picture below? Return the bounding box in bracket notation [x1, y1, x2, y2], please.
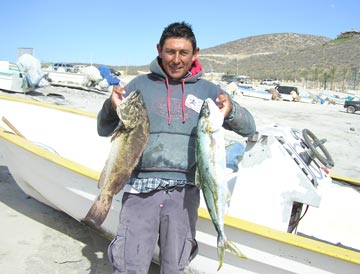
[226, 191, 232, 209]
[98, 165, 108, 188]
[195, 167, 201, 187]
[83, 194, 112, 227]
[110, 124, 124, 142]
[217, 236, 247, 271]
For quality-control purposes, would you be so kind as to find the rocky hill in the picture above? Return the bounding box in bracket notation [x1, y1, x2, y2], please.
[200, 33, 330, 57]
[118, 32, 360, 89]
[198, 33, 360, 80]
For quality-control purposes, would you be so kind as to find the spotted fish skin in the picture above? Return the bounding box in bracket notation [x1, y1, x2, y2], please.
[196, 98, 246, 270]
[84, 90, 150, 227]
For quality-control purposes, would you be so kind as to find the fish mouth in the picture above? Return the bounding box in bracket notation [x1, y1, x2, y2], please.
[200, 100, 211, 118]
[81, 218, 101, 229]
[122, 90, 140, 104]
[81, 219, 114, 240]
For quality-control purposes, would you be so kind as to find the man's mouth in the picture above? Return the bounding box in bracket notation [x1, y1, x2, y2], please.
[170, 65, 182, 72]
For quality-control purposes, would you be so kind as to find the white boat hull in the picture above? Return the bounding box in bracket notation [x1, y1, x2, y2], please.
[0, 61, 25, 93]
[45, 70, 89, 86]
[0, 95, 359, 273]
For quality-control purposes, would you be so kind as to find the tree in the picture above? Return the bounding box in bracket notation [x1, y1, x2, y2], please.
[322, 69, 332, 90]
[341, 67, 349, 91]
[329, 67, 337, 90]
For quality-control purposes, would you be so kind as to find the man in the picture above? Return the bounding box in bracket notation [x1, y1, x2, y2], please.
[97, 22, 256, 274]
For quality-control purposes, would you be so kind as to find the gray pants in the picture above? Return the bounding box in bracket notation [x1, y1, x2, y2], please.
[108, 185, 200, 274]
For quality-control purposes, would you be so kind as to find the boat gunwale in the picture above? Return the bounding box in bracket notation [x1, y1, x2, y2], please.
[0, 94, 97, 119]
[1, 94, 359, 266]
[198, 207, 360, 265]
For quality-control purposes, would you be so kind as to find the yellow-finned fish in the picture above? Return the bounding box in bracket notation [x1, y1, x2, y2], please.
[84, 90, 150, 227]
[196, 98, 246, 270]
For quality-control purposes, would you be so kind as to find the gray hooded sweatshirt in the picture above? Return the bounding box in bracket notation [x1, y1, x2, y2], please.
[97, 58, 256, 183]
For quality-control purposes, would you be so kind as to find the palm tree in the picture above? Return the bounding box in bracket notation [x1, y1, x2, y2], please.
[341, 67, 349, 91]
[322, 69, 332, 90]
[329, 67, 337, 90]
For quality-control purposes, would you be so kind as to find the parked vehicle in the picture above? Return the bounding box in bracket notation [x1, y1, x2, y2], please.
[73, 65, 86, 73]
[344, 100, 360, 113]
[221, 74, 248, 84]
[275, 85, 299, 95]
[48, 63, 75, 73]
[261, 79, 280, 85]
[110, 68, 121, 76]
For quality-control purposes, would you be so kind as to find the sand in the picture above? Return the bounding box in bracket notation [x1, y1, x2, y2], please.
[0, 83, 359, 273]
[237, 94, 360, 178]
[0, 85, 160, 274]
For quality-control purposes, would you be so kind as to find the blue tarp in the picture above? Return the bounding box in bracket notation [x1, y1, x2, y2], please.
[98, 65, 120, 86]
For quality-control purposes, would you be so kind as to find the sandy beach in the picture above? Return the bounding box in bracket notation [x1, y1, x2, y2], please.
[0, 83, 359, 273]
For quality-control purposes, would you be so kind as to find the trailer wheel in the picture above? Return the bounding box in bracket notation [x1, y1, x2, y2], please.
[302, 129, 334, 168]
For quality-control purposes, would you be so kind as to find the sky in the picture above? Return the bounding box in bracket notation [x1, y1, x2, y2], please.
[1, 0, 359, 66]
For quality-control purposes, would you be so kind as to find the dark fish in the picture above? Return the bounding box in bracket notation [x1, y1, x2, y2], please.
[196, 98, 246, 270]
[84, 90, 150, 227]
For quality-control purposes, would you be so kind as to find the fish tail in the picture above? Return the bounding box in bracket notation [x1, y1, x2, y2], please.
[83, 194, 112, 227]
[217, 238, 225, 271]
[217, 236, 247, 271]
[225, 239, 247, 259]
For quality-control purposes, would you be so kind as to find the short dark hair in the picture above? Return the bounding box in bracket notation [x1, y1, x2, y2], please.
[158, 22, 197, 53]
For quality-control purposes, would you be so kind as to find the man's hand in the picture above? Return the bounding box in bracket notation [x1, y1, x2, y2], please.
[111, 86, 125, 110]
[216, 94, 233, 118]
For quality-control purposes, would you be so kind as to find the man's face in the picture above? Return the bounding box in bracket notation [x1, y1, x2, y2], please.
[157, 37, 199, 80]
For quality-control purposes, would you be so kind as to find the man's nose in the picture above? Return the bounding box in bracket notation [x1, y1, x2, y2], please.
[172, 52, 180, 63]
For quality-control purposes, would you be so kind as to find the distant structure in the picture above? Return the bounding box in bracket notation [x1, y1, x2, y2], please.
[337, 29, 360, 39]
[17, 48, 34, 59]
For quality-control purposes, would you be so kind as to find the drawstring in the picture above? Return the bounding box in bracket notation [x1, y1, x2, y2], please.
[181, 80, 186, 123]
[165, 77, 186, 125]
[165, 77, 171, 125]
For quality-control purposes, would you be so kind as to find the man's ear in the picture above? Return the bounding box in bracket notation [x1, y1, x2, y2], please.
[157, 44, 162, 57]
[195, 47, 200, 55]
[192, 47, 200, 61]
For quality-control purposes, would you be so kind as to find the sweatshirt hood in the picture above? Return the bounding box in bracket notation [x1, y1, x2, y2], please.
[149, 57, 203, 124]
[149, 57, 203, 82]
